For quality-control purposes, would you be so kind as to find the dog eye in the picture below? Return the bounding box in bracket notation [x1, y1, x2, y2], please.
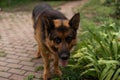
[66, 36, 73, 43]
[54, 37, 61, 44]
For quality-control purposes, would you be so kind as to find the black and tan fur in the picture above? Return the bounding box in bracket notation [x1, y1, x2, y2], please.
[32, 3, 80, 80]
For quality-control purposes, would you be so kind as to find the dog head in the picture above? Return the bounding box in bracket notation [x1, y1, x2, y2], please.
[45, 13, 80, 66]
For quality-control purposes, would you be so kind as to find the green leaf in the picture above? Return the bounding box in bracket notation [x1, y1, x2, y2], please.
[73, 52, 83, 58]
[34, 66, 43, 72]
[112, 39, 118, 60]
[98, 59, 119, 65]
[80, 68, 96, 77]
[112, 68, 120, 80]
[105, 68, 115, 80]
[118, 75, 120, 80]
[100, 65, 111, 80]
[84, 63, 93, 68]
[24, 74, 35, 80]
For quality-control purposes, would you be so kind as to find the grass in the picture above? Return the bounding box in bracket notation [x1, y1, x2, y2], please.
[0, 0, 66, 12]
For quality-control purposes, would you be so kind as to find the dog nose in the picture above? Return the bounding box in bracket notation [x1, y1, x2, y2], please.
[61, 54, 69, 60]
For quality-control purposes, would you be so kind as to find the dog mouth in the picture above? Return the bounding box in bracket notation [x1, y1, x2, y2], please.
[58, 51, 70, 66]
[60, 59, 68, 66]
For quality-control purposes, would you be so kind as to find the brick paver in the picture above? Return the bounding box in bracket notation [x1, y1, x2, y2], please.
[0, 12, 42, 80]
[0, 62, 8, 66]
[0, 66, 10, 71]
[0, 1, 87, 80]
[0, 71, 12, 78]
[8, 68, 26, 75]
[6, 58, 20, 64]
[7, 63, 23, 68]
[22, 66, 35, 72]
[0, 77, 9, 80]
[9, 74, 25, 80]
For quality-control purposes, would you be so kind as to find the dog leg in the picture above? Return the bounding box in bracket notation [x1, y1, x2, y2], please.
[53, 54, 62, 77]
[36, 45, 41, 58]
[34, 35, 41, 58]
[41, 51, 50, 80]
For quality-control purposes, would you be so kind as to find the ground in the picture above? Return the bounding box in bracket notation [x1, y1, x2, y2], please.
[0, 0, 87, 80]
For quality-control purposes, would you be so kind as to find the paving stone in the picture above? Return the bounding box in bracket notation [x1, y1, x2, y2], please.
[18, 56, 32, 61]
[8, 68, 26, 75]
[32, 58, 43, 64]
[0, 77, 9, 80]
[5, 51, 16, 55]
[33, 78, 41, 80]
[22, 66, 34, 71]
[0, 71, 12, 78]
[0, 57, 6, 61]
[6, 58, 20, 64]
[20, 61, 35, 66]
[6, 54, 19, 59]
[14, 49, 27, 53]
[7, 63, 23, 68]
[0, 62, 8, 66]
[9, 74, 25, 80]
[0, 66, 10, 71]
[15, 53, 29, 57]
[24, 71, 35, 76]
[4, 47, 14, 51]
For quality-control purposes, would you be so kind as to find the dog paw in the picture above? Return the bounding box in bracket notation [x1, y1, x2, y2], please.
[35, 52, 41, 58]
[43, 73, 50, 80]
[55, 69, 62, 77]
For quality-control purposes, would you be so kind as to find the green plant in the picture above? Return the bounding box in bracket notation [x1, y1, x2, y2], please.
[73, 20, 120, 80]
[24, 74, 35, 80]
[52, 66, 81, 80]
[0, 51, 7, 57]
[34, 66, 44, 72]
[100, 0, 120, 19]
[113, 0, 120, 19]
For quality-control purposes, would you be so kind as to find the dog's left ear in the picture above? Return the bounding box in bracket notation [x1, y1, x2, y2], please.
[69, 13, 80, 30]
[44, 18, 54, 33]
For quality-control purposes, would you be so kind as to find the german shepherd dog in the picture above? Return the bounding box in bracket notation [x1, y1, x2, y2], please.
[32, 3, 80, 80]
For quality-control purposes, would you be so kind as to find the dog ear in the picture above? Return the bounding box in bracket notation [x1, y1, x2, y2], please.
[69, 13, 80, 30]
[44, 18, 54, 33]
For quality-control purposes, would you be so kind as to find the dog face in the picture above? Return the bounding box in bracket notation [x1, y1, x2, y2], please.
[46, 13, 80, 66]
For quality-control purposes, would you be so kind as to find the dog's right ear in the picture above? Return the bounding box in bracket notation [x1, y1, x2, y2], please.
[69, 13, 80, 30]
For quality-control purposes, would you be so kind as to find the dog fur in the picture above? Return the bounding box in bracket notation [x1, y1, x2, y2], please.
[32, 3, 80, 80]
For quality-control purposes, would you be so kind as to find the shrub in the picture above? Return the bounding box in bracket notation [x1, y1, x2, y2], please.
[100, 0, 120, 19]
[113, 0, 120, 19]
[72, 19, 120, 80]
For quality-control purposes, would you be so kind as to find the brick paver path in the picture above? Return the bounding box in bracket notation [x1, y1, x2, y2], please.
[0, 1, 87, 80]
[0, 11, 43, 80]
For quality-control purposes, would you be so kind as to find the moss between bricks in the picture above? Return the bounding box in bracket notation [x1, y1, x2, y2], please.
[24, 74, 35, 80]
[34, 66, 44, 72]
[0, 51, 7, 57]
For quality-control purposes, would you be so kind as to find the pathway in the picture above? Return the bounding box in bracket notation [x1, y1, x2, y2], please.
[0, 0, 87, 80]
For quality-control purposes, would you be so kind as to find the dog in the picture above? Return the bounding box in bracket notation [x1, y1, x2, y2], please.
[32, 3, 80, 80]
